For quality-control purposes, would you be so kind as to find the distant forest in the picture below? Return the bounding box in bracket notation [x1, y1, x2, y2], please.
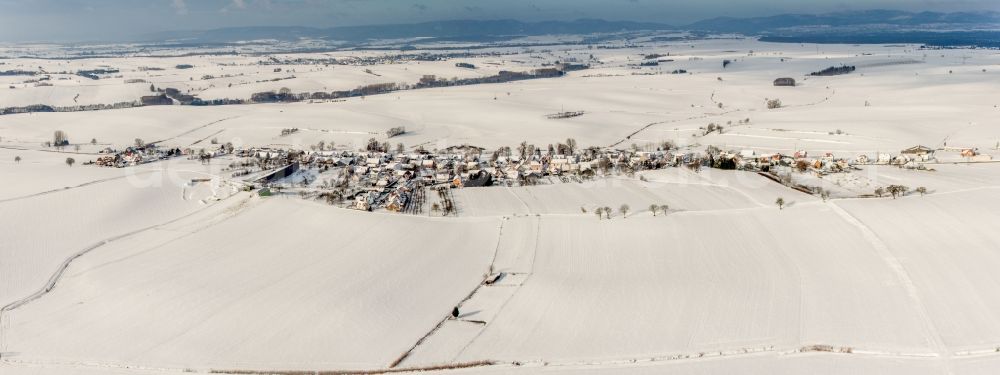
[761, 31, 1000, 49]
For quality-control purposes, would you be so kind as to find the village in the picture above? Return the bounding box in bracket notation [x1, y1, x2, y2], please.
[72, 124, 992, 215]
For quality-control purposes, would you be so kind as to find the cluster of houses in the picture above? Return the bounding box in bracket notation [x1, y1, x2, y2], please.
[230, 142, 964, 213]
[94, 145, 182, 168]
[712, 145, 952, 175]
[228, 144, 681, 212]
[84, 138, 967, 212]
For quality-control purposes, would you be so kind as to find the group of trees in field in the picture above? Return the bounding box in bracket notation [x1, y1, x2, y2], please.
[386, 126, 406, 138]
[365, 138, 393, 153]
[12, 153, 76, 167]
[45, 130, 70, 149]
[648, 204, 669, 216]
[594, 203, 669, 220]
[810, 65, 856, 76]
[874, 185, 925, 199]
[772, 184, 929, 211]
[511, 138, 580, 160]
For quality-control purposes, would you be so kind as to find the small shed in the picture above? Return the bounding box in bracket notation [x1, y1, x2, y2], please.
[773, 78, 796, 87]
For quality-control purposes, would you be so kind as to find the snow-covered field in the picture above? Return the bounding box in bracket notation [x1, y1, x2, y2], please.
[4, 199, 500, 370]
[0, 157, 236, 308]
[3, 39, 998, 156]
[2, 36, 1000, 374]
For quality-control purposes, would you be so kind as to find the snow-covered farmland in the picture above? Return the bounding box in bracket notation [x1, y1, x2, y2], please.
[4, 199, 500, 370]
[0, 164, 233, 307]
[453, 172, 765, 217]
[838, 188, 1000, 352]
[3, 39, 998, 156]
[455, 207, 936, 363]
[2, 35, 1000, 375]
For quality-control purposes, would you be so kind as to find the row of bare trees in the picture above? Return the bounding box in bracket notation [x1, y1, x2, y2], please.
[592, 203, 669, 220]
[874, 185, 926, 199]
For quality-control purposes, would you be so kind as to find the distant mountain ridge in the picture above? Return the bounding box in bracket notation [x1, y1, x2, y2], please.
[687, 9, 1000, 34]
[139, 10, 1000, 46]
[143, 19, 673, 43]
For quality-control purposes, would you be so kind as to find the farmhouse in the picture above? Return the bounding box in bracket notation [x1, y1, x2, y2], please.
[900, 145, 935, 161]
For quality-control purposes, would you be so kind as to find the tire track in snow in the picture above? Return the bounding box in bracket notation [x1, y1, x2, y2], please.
[0, 192, 254, 353]
[610, 85, 837, 149]
[0, 171, 155, 204]
[451, 216, 542, 361]
[828, 202, 949, 360]
[0, 145, 101, 156]
[148, 116, 241, 146]
[391, 217, 508, 368]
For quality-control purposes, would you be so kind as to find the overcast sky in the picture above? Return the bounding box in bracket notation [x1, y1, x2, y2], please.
[0, 0, 997, 42]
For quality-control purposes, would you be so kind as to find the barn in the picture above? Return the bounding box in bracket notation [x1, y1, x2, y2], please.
[773, 77, 796, 86]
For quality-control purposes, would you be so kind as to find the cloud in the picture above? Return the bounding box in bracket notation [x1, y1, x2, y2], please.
[170, 0, 188, 15]
[221, 0, 247, 13]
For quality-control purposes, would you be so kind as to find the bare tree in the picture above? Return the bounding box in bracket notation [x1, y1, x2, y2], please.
[65, 157, 75, 167]
[916, 186, 928, 196]
[620, 204, 630, 218]
[53, 130, 68, 148]
[594, 207, 603, 220]
[767, 98, 782, 109]
[91, 138, 97, 145]
[874, 187, 885, 198]
[603, 206, 612, 219]
[14, 155, 21, 163]
[649, 204, 658, 216]
[431, 203, 441, 215]
[565, 138, 577, 154]
[887, 185, 909, 199]
[775, 197, 785, 210]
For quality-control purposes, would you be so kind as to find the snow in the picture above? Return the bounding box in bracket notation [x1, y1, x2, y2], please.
[453, 174, 762, 217]
[0, 163, 230, 307]
[3, 40, 998, 156]
[4, 199, 500, 371]
[3, 37, 1000, 374]
[455, 207, 935, 363]
[0, 148, 125, 200]
[837, 189, 1000, 352]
